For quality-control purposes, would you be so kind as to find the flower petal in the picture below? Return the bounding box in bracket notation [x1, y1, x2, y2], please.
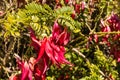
[56, 28, 70, 45]
[45, 39, 57, 64]
[29, 28, 41, 51]
[21, 61, 29, 80]
[52, 21, 62, 40]
[36, 38, 47, 62]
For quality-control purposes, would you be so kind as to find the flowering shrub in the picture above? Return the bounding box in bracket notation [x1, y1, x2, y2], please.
[0, 0, 120, 80]
[100, 13, 120, 62]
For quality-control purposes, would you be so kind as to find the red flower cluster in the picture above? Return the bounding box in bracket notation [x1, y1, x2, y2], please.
[9, 55, 33, 80]
[101, 13, 120, 62]
[46, 22, 71, 66]
[64, 0, 69, 4]
[71, 1, 86, 19]
[74, 1, 85, 14]
[10, 21, 72, 80]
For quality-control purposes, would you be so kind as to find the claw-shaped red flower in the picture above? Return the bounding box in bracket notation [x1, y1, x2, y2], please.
[10, 54, 32, 80]
[45, 21, 72, 66]
[30, 21, 72, 67]
[10, 21, 72, 80]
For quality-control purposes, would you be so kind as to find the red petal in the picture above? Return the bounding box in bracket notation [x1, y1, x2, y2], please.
[28, 69, 32, 80]
[21, 61, 29, 80]
[29, 28, 41, 51]
[65, 0, 69, 4]
[36, 38, 47, 62]
[52, 22, 62, 40]
[53, 50, 61, 66]
[45, 39, 57, 64]
[56, 29, 70, 45]
[42, 54, 49, 74]
[50, 41, 60, 52]
[75, 4, 80, 14]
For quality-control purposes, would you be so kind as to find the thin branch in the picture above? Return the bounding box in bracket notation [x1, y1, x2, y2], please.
[96, 31, 120, 34]
[85, 23, 92, 32]
[72, 48, 88, 61]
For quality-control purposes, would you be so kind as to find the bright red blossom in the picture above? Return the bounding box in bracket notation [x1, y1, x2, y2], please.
[75, 4, 80, 14]
[10, 21, 72, 80]
[65, 0, 69, 4]
[10, 55, 32, 80]
[30, 21, 71, 66]
[74, 2, 85, 14]
[45, 22, 71, 66]
[71, 13, 76, 19]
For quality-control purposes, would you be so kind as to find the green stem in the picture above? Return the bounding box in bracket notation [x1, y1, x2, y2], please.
[96, 31, 120, 34]
[85, 23, 92, 32]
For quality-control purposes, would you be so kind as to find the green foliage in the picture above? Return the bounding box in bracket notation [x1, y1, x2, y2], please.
[3, 2, 80, 38]
[0, 0, 120, 80]
[3, 13, 20, 37]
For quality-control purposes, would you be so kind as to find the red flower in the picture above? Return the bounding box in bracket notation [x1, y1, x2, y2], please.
[107, 13, 119, 24]
[10, 54, 32, 80]
[10, 20, 72, 80]
[28, 21, 72, 79]
[71, 13, 76, 19]
[52, 21, 70, 45]
[35, 38, 47, 62]
[101, 13, 120, 62]
[107, 13, 120, 31]
[30, 21, 72, 67]
[29, 33, 49, 80]
[33, 55, 48, 80]
[65, 0, 69, 4]
[29, 28, 41, 52]
[45, 21, 72, 66]
[74, 2, 85, 14]
[74, 4, 81, 14]
[33, 38, 49, 80]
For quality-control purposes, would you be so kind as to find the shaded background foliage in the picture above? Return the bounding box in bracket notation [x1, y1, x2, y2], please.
[0, 0, 120, 80]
